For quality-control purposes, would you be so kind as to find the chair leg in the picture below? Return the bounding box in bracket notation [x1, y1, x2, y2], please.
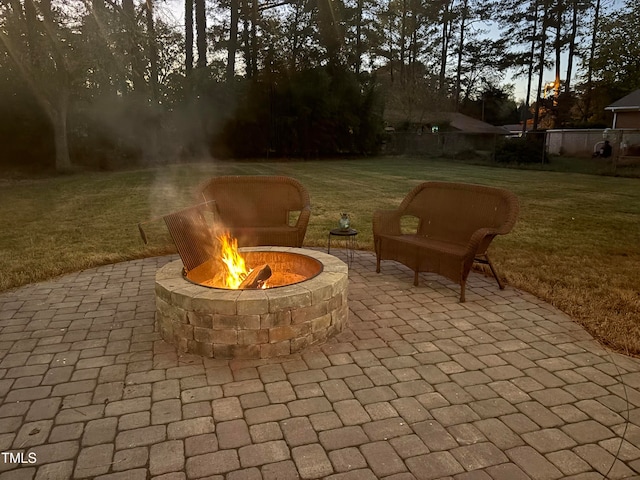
[414, 270, 419, 286]
[376, 256, 381, 273]
[485, 254, 504, 290]
[460, 280, 466, 302]
[476, 254, 505, 290]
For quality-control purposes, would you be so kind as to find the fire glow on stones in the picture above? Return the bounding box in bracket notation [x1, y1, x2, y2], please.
[155, 244, 349, 359]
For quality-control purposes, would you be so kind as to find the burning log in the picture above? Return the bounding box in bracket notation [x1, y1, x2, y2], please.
[238, 264, 272, 289]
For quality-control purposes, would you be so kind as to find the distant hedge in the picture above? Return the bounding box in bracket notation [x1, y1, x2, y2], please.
[1, 66, 385, 171]
[493, 136, 549, 164]
[213, 68, 384, 158]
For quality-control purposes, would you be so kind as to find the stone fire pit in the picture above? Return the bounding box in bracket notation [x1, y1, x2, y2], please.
[155, 247, 349, 358]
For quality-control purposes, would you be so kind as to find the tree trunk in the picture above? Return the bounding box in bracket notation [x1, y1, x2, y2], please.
[522, 0, 539, 135]
[89, 0, 116, 93]
[227, 0, 238, 81]
[564, 0, 578, 94]
[317, 0, 344, 69]
[146, 0, 159, 100]
[251, 0, 257, 76]
[355, 0, 363, 74]
[122, 0, 145, 91]
[439, 0, 451, 91]
[186, 0, 194, 74]
[388, 12, 394, 83]
[533, 3, 548, 130]
[242, 0, 252, 76]
[290, 3, 300, 71]
[195, 0, 207, 68]
[409, 0, 418, 79]
[400, 0, 407, 83]
[583, 0, 600, 122]
[454, 0, 468, 108]
[553, 0, 562, 98]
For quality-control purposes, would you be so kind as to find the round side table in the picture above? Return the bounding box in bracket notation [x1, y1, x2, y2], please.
[327, 228, 358, 266]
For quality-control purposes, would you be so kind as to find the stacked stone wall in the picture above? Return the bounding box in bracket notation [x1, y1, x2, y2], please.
[155, 249, 349, 359]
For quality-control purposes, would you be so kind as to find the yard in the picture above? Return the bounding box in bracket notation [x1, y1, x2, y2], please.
[1, 156, 639, 356]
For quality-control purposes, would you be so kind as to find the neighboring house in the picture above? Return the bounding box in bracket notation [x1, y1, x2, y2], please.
[386, 109, 510, 135]
[425, 112, 510, 135]
[502, 124, 524, 137]
[383, 111, 509, 156]
[604, 90, 640, 129]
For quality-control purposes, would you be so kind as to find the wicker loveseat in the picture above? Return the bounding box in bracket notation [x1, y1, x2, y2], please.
[373, 182, 519, 302]
[198, 175, 311, 247]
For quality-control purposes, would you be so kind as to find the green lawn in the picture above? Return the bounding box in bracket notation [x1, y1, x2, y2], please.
[1, 157, 639, 355]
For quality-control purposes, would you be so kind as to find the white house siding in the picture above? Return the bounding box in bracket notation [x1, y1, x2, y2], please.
[546, 129, 640, 156]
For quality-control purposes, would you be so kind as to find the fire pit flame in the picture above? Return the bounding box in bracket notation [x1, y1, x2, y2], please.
[218, 232, 272, 289]
[185, 232, 320, 290]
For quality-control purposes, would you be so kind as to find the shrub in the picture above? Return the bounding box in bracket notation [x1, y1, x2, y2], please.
[0, 82, 54, 171]
[493, 136, 549, 164]
[214, 67, 385, 158]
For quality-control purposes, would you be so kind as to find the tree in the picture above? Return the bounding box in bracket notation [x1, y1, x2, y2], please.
[0, 0, 75, 171]
[456, 37, 508, 103]
[367, 0, 441, 86]
[341, 0, 377, 74]
[461, 83, 519, 125]
[382, 62, 452, 124]
[82, 0, 123, 94]
[456, 2, 500, 106]
[154, 19, 186, 102]
[589, 0, 640, 93]
[497, 0, 583, 129]
[122, 0, 145, 90]
[313, 0, 347, 68]
[573, 0, 639, 124]
[495, 0, 540, 131]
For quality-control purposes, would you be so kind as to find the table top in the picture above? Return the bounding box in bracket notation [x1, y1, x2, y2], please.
[329, 228, 358, 236]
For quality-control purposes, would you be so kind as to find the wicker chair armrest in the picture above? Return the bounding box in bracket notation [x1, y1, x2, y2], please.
[373, 210, 403, 236]
[458, 227, 498, 275]
[204, 199, 219, 214]
[295, 205, 311, 230]
[465, 227, 501, 257]
[200, 200, 221, 225]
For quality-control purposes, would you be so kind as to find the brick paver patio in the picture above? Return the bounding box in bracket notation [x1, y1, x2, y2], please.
[1, 249, 639, 480]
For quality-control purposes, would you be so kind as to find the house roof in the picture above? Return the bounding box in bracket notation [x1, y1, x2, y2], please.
[386, 109, 510, 135]
[605, 89, 640, 111]
[503, 124, 524, 132]
[439, 112, 511, 134]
